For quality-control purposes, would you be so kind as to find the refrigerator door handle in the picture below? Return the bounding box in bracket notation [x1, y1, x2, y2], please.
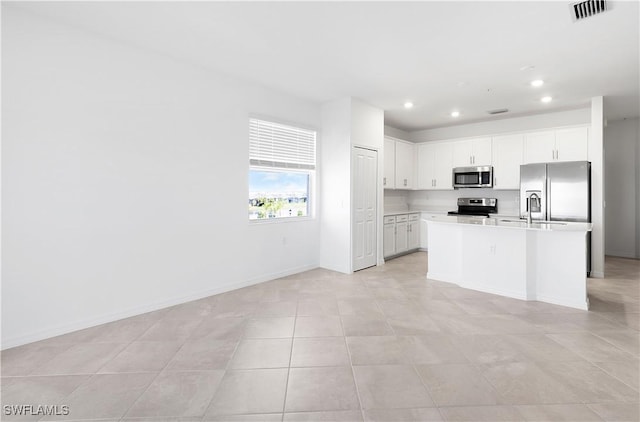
[546, 177, 551, 220]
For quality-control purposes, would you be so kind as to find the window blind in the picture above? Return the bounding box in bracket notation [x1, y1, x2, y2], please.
[249, 118, 316, 170]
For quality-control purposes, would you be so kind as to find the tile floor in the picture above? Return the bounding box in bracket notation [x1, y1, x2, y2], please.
[1, 253, 639, 421]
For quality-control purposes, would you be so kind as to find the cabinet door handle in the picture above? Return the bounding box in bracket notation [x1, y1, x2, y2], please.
[383, 177, 386, 186]
[494, 177, 497, 186]
[555, 149, 559, 160]
[404, 178, 407, 186]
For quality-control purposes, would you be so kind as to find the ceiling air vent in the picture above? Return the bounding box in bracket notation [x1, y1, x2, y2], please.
[487, 108, 509, 115]
[571, 0, 607, 21]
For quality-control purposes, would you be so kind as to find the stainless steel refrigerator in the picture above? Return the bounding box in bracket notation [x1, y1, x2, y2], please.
[520, 161, 591, 274]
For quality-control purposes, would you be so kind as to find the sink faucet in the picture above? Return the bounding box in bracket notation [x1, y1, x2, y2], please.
[526, 192, 541, 224]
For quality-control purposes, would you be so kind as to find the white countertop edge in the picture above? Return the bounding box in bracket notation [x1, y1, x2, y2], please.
[384, 210, 521, 218]
[424, 215, 593, 232]
[384, 211, 423, 216]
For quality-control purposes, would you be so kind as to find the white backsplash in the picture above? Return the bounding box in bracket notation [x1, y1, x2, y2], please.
[406, 189, 520, 216]
[385, 188, 521, 216]
[383, 189, 410, 214]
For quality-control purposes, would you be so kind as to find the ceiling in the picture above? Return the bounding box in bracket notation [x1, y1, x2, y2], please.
[8, 1, 639, 131]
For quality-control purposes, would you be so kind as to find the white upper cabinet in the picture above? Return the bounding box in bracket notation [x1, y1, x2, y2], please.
[524, 127, 588, 164]
[417, 143, 434, 190]
[452, 137, 492, 167]
[395, 140, 416, 189]
[492, 134, 524, 190]
[418, 142, 452, 190]
[555, 127, 589, 162]
[524, 130, 557, 163]
[394, 125, 589, 192]
[433, 142, 453, 189]
[471, 137, 492, 166]
[383, 137, 396, 188]
[452, 140, 473, 167]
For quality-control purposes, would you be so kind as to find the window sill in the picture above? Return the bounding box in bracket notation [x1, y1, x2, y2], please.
[248, 216, 315, 225]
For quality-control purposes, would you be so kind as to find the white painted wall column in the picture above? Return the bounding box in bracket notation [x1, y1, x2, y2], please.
[590, 96, 605, 277]
[319, 98, 384, 273]
[319, 98, 352, 274]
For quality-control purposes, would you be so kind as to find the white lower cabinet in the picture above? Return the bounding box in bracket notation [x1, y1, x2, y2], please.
[407, 214, 420, 250]
[395, 215, 409, 254]
[383, 213, 420, 259]
[383, 216, 396, 257]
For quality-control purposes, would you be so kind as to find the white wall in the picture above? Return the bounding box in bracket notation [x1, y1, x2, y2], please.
[2, 8, 322, 348]
[319, 98, 352, 274]
[384, 125, 410, 140]
[604, 118, 640, 258]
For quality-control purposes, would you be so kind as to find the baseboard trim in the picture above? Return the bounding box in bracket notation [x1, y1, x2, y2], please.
[1, 264, 318, 350]
[534, 294, 589, 311]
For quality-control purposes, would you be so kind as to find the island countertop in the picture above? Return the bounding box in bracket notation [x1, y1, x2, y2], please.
[424, 214, 592, 232]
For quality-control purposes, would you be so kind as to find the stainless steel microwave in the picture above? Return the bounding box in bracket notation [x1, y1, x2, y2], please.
[452, 166, 493, 188]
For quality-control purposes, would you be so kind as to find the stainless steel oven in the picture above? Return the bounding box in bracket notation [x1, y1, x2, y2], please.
[453, 166, 493, 188]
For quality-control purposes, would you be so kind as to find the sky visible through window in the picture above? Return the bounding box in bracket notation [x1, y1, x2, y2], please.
[249, 170, 308, 197]
[249, 169, 310, 219]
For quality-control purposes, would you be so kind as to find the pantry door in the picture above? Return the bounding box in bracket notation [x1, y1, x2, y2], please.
[352, 147, 378, 271]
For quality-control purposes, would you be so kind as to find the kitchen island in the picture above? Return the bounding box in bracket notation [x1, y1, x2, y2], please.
[425, 215, 592, 310]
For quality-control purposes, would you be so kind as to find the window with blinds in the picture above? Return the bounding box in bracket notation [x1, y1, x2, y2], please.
[248, 117, 316, 221]
[249, 118, 316, 169]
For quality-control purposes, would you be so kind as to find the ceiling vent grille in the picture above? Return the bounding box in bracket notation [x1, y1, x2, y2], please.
[571, 0, 607, 21]
[487, 108, 509, 115]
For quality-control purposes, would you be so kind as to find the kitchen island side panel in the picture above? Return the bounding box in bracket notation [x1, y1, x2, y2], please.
[426, 222, 463, 284]
[426, 218, 590, 310]
[534, 230, 589, 309]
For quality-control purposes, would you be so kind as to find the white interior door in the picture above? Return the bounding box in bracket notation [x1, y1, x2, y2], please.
[352, 147, 378, 271]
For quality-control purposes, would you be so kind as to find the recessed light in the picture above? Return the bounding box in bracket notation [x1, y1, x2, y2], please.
[531, 79, 544, 87]
[541, 96, 553, 103]
[451, 111, 460, 118]
[404, 102, 414, 109]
